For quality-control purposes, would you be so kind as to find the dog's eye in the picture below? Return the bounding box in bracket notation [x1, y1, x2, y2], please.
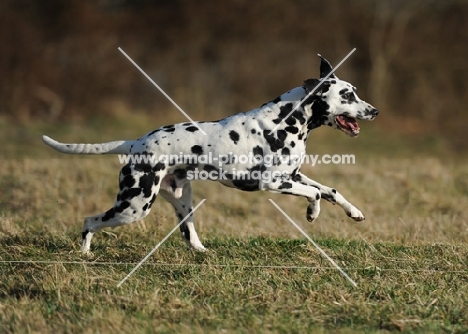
[343, 92, 353, 100]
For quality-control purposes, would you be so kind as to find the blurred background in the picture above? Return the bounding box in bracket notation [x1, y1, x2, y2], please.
[0, 0, 467, 153]
[1, 0, 468, 246]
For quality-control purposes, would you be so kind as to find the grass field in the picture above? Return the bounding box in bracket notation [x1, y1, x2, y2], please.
[1, 115, 467, 332]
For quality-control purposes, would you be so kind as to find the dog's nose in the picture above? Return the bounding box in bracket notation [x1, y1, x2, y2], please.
[370, 108, 379, 117]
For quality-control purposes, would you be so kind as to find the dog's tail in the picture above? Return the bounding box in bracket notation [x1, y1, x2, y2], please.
[42, 135, 133, 155]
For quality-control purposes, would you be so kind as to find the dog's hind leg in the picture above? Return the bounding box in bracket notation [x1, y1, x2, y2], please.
[159, 179, 206, 251]
[81, 163, 163, 253]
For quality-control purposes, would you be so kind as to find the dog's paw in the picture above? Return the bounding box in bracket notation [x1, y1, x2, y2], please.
[306, 201, 321, 222]
[346, 207, 365, 221]
[190, 241, 207, 252]
[81, 250, 95, 258]
[194, 245, 207, 252]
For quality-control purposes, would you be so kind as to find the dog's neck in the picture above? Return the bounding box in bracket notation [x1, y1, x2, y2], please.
[306, 96, 329, 131]
[270, 90, 327, 140]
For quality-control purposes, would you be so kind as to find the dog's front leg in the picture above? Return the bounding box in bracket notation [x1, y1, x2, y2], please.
[293, 173, 365, 221]
[261, 179, 322, 222]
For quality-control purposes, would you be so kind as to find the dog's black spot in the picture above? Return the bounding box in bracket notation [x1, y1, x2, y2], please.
[203, 164, 218, 173]
[316, 193, 320, 200]
[251, 129, 256, 134]
[292, 110, 306, 125]
[139, 173, 155, 197]
[263, 130, 287, 152]
[120, 175, 135, 189]
[232, 178, 260, 191]
[285, 126, 299, 134]
[292, 170, 300, 180]
[298, 133, 304, 140]
[277, 129, 287, 141]
[102, 208, 115, 222]
[229, 130, 240, 144]
[154, 175, 160, 185]
[272, 103, 293, 124]
[182, 122, 191, 126]
[82, 230, 89, 239]
[308, 99, 330, 130]
[142, 203, 149, 211]
[116, 201, 130, 213]
[302, 79, 320, 94]
[147, 129, 159, 136]
[120, 188, 142, 201]
[179, 222, 190, 240]
[134, 164, 152, 173]
[332, 188, 336, 193]
[322, 193, 335, 202]
[191, 145, 203, 155]
[290, 141, 296, 148]
[285, 116, 296, 126]
[339, 88, 348, 95]
[330, 80, 336, 84]
[320, 82, 331, 93]
[185, 126, 199, 132]
[177, 213, 184, 221]
[278, 182, 292, 189]
[307, 206, 313, 215]
[153, 162, 166, 172]
[252, 145, 263, 157]
[149, 194, 157, 207]
[281, 147, 290, 156]
[223, 171, 260, 191]
[121, 164, 132, 176]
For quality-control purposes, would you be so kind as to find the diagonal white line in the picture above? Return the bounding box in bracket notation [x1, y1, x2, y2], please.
[268, 199, 357, 287]
[117, 199, 206, 287]
[118, 47, 207, 135]
[268, 48, 356, 135]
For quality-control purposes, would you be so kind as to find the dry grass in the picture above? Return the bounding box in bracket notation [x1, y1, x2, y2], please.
[2, 144, 467, 244]
[1, 116, 467, 332]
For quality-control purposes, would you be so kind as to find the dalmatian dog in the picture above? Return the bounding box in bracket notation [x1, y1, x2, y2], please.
[42, 55, 378, 253]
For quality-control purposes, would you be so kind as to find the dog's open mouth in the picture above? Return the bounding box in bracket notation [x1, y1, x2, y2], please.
[335, 115, 360, 137]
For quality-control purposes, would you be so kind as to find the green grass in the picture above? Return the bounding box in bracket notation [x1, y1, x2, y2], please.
[1, 234, 467, 333]
[1, 115, 468, 332]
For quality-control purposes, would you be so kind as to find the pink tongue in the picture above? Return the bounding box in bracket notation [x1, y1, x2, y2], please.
[348, 119, 359, 131]
[338, 115, 359, 131]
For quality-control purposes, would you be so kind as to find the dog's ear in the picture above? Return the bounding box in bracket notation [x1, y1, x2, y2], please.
[303, 78, 322, 95]
[318, 54, 336, 79]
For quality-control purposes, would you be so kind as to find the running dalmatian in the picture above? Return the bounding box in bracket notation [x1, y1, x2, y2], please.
[43, 55, 379, 253]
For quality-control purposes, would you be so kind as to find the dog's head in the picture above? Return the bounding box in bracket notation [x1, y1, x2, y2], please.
[303, 55, 378, 137]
